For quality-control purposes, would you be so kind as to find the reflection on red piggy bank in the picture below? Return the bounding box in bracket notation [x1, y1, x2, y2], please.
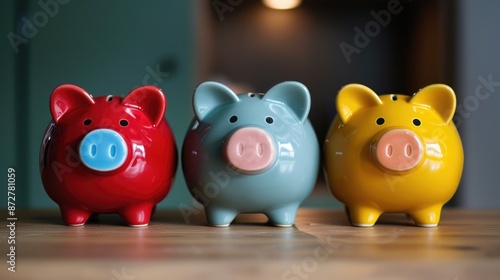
[40, 84, 177, 226]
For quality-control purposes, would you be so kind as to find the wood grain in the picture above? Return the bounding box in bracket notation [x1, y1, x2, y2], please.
[0, 209, 499, 280]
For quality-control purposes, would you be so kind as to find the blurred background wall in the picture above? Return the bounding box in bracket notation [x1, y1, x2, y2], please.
[1, 0, 499, 209]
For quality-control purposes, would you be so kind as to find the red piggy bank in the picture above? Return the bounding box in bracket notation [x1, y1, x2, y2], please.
[40, 84, 177, 226]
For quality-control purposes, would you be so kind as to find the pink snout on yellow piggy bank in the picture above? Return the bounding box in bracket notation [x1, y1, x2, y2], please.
[324, 84, 464, 227]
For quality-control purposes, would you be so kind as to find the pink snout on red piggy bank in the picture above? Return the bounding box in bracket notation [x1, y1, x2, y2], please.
[40, 84, 177, 226]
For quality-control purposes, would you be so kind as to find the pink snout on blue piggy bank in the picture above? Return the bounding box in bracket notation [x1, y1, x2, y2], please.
[182, 81, 320, 227]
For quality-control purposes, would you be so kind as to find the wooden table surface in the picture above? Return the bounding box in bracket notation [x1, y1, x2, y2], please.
[1, 209, 499, 280]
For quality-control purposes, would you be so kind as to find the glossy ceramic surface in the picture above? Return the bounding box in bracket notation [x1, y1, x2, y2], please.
[40, 84, 177, 226]
[324, 84, 464, 227]
[182, 81, 320, 227]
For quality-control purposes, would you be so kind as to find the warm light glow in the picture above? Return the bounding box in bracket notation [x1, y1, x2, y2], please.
[262, 0, 302, 10]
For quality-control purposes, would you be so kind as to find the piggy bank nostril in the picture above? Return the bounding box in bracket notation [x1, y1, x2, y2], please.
[236, 143, 244, 156]
[109, 145, 116, 158]
[256, 143, 263, 156]
[90, 144, 97, 157]
[405, 144, 412, 157]
[386, 145, 393, 157]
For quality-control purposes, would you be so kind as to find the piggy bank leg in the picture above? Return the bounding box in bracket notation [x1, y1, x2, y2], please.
[266, 204, 299, 227]
[409, 205, 442, 227]
[120, 203, 155, 227]
[59, 204, 92, 226]
[347, 205, 382, 227]
[205, 207, 238, 227]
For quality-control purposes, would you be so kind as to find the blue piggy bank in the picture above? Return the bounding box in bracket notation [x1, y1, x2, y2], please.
[182, 81, 320, 227]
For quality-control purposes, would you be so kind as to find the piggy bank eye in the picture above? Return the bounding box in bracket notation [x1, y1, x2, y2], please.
[376, 118, 385, 125]
[229, 115, 238, 123]
[83, 119, 92, 126]
[119, 119, 129, 127]
[413, 118, 421, 126]
[265, 117, 274, 124]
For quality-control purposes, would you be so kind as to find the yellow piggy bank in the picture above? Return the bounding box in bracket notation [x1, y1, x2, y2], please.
[324, 84, 464, 227]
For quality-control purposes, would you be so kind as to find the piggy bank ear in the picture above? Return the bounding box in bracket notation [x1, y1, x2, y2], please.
[123, 86, 166, 127]
[50, 84, 95, 124]
[336, 84, 382, 124]
[410, 84, 456, 124]
[263, 81, 311, 124]
[193, 81, 239, 121]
